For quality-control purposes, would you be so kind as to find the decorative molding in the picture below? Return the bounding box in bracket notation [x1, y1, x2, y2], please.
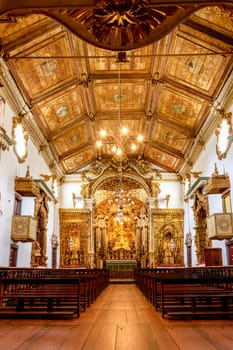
[34, 179, 56, 201]
[0, 1, 215, 51]
[186, 176, 209, 198]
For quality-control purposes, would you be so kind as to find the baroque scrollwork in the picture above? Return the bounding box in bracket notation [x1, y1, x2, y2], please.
[192, 188, 210, 264]
[53, 1, 192, 50]
[59, 209, 91, 267]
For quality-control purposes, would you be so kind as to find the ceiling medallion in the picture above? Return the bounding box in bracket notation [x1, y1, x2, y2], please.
[12, 116, 28, 163]
[58, 0, 193, 50]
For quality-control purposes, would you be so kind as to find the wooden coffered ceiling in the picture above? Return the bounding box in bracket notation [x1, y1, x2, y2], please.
[0, 1, 233, 176]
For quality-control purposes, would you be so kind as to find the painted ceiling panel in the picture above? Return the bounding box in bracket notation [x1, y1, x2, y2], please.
[62, 147, 95, 173]
[0, 2, 232, 175]
[36, 87, 85, 134]
[151, 122, 192, 153]
[165, 30, 231, 96]
[94, 81, 146, 112]
[157, 86, 206, 129]
[51, 121, 90, 155]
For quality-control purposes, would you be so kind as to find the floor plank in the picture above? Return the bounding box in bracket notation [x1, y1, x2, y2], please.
[0, 284, 233, 350]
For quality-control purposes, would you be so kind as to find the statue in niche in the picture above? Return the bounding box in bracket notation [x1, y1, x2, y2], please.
[151, 182, 160, 208]
[130, 240, 136, 259]
[114, 226, 132, 249]
[33, 191, 49, 266]
[151, 182, 161, 197]
[107, 241, 113, 259]
[162, 232, 175, 264]
[135, 206, 148, 251]
[31, 240, 41, 267]
[81, 183, 91, 198]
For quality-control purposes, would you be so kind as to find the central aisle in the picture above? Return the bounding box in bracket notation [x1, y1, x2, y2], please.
[80, 284, 179, 350]
[0, 284, 232, 350]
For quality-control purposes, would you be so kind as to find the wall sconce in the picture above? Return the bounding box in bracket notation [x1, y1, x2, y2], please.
[215, 107, 232, 160]
[12, 115, 28, 163]
[0, 96, 12, 151]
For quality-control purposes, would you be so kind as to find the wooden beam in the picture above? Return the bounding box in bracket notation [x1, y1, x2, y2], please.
[148, 141, 185, 159]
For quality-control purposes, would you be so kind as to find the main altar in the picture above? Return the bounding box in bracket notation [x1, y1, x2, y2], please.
[59, 160, 184, 271]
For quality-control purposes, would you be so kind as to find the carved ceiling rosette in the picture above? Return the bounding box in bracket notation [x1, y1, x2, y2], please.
[51, 0, 195, 50]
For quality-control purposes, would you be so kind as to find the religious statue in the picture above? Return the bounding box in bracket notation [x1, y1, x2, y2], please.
[33, 191, 49, 266]
[151, 182, 161, 208]
[135, 206, 149, 252]
[31, 240, 41, 267]
[81, 183, 91, 198]
[163, 232, 175, 264]
[151, 182, 161, 197]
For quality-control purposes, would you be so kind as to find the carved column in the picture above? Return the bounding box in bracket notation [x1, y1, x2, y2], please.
[192, 188, 210, 265]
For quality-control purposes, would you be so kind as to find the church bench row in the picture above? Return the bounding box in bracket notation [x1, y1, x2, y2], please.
[0, 268, 109, 318]
[134, 268, 233, 319]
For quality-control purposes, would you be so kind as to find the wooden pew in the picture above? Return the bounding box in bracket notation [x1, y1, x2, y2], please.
[134, 267, 233, 319]
[160, 275, 233, 319]
[0, 268, 109, 319]
[0, 276, 81, 318]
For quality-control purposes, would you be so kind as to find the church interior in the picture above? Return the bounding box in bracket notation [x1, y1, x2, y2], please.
[1, 1, 233, 344]
[1, 0, 233, 271]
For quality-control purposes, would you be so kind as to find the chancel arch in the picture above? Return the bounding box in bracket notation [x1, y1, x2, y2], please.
[92, 172, 151, 268]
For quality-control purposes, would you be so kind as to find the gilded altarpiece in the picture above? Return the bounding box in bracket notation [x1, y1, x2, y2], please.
[151, 209, 184, 266]
[59, 209, 91, 267]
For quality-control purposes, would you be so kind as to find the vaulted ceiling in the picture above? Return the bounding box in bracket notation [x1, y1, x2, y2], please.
[0, 1, 233, 176]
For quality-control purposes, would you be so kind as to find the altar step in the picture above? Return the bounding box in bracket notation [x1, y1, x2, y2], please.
[109, 278, 135, 284]
[108, 270, 135, 281]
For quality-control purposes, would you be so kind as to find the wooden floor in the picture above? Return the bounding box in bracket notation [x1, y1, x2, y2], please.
[0, 284, 233, 350]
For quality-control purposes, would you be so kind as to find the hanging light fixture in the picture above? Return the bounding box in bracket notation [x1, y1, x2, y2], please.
[95, 59, 144, 160]
[97, 59, 141, 223]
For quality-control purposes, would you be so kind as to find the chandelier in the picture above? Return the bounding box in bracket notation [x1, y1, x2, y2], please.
[108, 188, 135, 223]
[95, 61, 144, 160]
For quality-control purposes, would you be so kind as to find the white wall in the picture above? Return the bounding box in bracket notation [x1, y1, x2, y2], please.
[188, 105, 233, 266]
[157, 180, 183, 209]
[0, 98, 56, 267]
[60, 177, 83, 209]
